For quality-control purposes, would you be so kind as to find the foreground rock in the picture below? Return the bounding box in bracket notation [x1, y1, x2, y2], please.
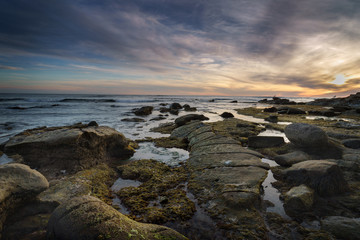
[283, 160, 349, 196]
[173, 121, 270, 239]
[284, 185, 314, 216]
[3, 124, 134, 179]
[0, 164, 49, 239]
[274, 151, 309, 167]
[285, 123, 328, 148]
[248, 136, 285, 148]
[47, 195, 187, 240]
[321, 216, 360, 240]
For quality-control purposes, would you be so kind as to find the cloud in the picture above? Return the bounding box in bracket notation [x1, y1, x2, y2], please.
[1, 0, 360, 96]
[0, 65, 23, 70]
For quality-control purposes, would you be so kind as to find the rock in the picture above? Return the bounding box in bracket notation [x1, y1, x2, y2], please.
[274, 151, 309, 167]
[322, 110, 338, 117]
[263, 107, 278, 113]
[278, 107, 306, 114]
[133, 106, 154, 116]
[121, 117, 146, 122]
[248, 136, 285, 148]
[283, 160, 349, 196]
[150, 116, 166, 121]
[264, 115, 278, 123]
[87, 121, 99, 127]
[220, 112, 234, 118]
[307, 92, 360, 107]
[170, 103, 182, 110]
[175, 114, 209, 126]
[183, 104, 196, 111]
[3, 125, 134, 178]
[258, 97, 296, 105]
[284, 185, 314, 216]
[230, 100, 238, 103]
[47, 196, 187, 240]
[342, 139, 360, 149]
[159, 107, 170, 113]
[285, 123, 329, 148]
[170, 109, 179, 115]
[321, 216, 360, 240]
[331, 105, 352, 112]
[0, 164, 49, 238]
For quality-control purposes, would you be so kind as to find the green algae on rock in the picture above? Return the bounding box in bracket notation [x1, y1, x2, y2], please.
[116, 160, 195, 224]
[47, 195, 187, 240]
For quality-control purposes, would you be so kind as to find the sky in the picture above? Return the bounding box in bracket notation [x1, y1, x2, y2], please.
[0, 0, 360, 97]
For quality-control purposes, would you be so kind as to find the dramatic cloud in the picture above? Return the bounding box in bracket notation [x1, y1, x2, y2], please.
[0, 0, 359, 96]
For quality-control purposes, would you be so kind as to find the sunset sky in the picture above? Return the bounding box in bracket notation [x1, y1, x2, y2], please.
[0, 0, 359, 97]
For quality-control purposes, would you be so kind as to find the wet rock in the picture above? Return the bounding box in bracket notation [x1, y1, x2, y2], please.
[307, 92, 360, 107]
[133, 106, 154, 116]
[278, 107, 306, 114]
[334, 121, 360, 129]
[265, 115, 278, 123]
[47, 195, 187, 240]
[331, 105, 352, 112]
[3, 125, 134, 179]
[284, 184, 314, 216]
[183, 104, 197, 111]
[285, 123, 329, 148]
[248, 136, 284, 148]
[159, 107, 170, 113]
[0, 164, 49, 238]
[170, 103, 182, 110]
[263, 107, 278, 112]
[283, 160, 349, 196]
[151, 122, 177, 134]
[170, 109, 179, 115]
[150, 116, 166, 121]
[322, 110, 338, 117]
[342, 139, 360, 149]
[87, 121, 99, 127]
[230, 100, 238, 103]
[274, 151, 309, 167]
[220, 112, 234, 118]
[175, 114, 209, 126]
[259, 97, 296, 105]
[121, 117, 146, 122]
[171, 122, 206, 139]
[321, 216, 360, 240]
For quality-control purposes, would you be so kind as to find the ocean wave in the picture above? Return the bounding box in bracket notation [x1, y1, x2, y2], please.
[60, 98, 116, 103]
[7, 104, 61, 110]
[0, 98, 26, 102]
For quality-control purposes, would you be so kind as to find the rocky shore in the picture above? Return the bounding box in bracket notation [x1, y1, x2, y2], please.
[1, 95, 360, 239]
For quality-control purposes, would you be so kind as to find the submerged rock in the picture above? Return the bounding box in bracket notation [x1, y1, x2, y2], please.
[47, 195, 187, 240]
[285, 123, 329, 148]
[121, 117, 146, 122]
[283, 160, 349, 196]
[0, 164, 49, 238]
[3, 124, 134, 179]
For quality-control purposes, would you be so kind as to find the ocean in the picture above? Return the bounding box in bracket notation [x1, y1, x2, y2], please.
[0, 93, 314, 145]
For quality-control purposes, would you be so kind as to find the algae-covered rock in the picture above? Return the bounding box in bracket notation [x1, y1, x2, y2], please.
[47, 195, 187, 240]
[116, 160, 195, 223]
[284, 184, 314, 216]
[0, 164, 49, 238]
[3, 124, 134, 179]
[175, 114, 209, 127]
[39, 164, 118, 206]
[248, 136, 285, 148]
[283, 160, 349, 196]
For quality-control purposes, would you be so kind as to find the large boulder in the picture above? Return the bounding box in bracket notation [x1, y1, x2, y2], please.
[0, 163, 49, 238]
[133, 106, 153, 116]
[284, 123, 329, 148]
[174, 114, 209, 127]
[3, 124, 134, 178]
[321, 216, 360, 240]
[47, 196, 187, 240]
[283, 160, 349, 196]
